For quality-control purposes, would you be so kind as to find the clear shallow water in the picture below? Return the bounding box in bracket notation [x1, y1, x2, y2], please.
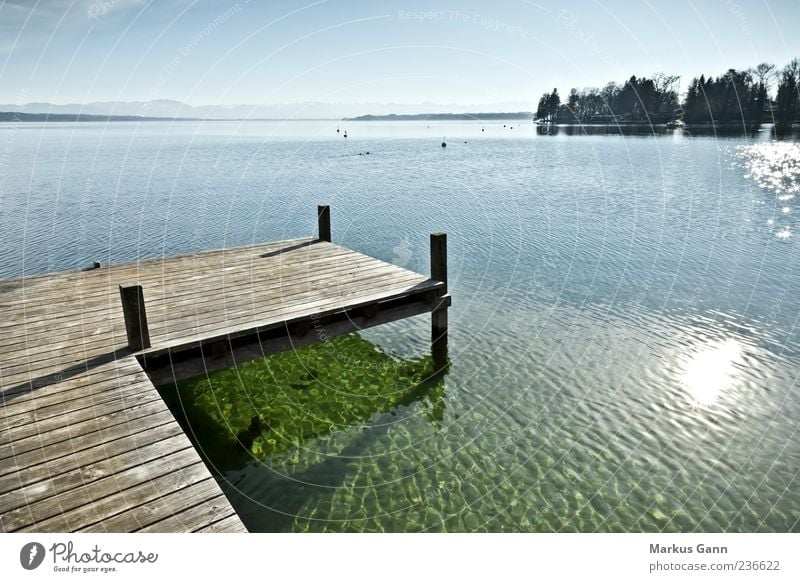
[1, 120, 799, 531]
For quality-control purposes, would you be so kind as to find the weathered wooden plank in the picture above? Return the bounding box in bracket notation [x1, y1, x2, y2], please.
[195, 513, 248, 533]
[0, 383, 163, 444]
[0, 271, 432, 376]
[0, 254, 352, 327]
[0, 248, 406, 333]
[0, 255, 417, 356]
[1, 369, 152, 424]
[0, 409, 178, 470]
[0, 362, 146, 417]
[26, 461, 211, 533]
[136, 493, 235, 533]
[77, 476, 230, 533]
[0, 352, 132, 391]
[0, 237, 316, 295]
[0, 239, 345, 313]
[0, 431, 192, 510]
[0, 399, 170, 456]
[0, 251, 397, 348]
[0, 421, 189, 496]
[144, 276, 440, 356]
[144, 294, 442, 385]
[0, 379, 161, 438]
[7, 447, 202, 532]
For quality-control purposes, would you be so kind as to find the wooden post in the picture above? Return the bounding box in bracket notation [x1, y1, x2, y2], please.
[318, 205, 331, 242]
[430, 232, 447, 292]
[119, 283, 151, 351]
[430, 232, 449, 371]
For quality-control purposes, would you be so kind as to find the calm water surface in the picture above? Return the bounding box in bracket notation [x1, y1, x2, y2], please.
[1, 120, 799, 531]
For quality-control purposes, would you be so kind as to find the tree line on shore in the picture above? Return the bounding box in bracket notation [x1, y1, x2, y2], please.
[536, 58, 800, 125]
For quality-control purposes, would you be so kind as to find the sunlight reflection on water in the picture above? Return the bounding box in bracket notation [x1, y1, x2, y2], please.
[737, 141, 800, 239]
[681, 339, 744, 406]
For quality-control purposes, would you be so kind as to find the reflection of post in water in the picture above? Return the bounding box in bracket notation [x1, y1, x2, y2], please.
[229, 368, 446, 532]
[774, 123, 800, 140]
[408, 368, 447, 426]
[160, 334, 450, 470]
[536, 123, 559, 136]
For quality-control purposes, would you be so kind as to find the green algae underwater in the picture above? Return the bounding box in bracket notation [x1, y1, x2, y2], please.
[159, 334, 446, 473]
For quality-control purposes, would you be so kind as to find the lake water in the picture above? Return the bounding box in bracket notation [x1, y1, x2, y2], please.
[2, 120, 799, 532]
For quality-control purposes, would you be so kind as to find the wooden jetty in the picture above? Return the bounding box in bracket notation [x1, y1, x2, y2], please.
[0, 206, 449, 532]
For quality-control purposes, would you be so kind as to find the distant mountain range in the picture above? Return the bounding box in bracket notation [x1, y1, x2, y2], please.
[0, 99, 533, 120]
[0, 112, 197, 122]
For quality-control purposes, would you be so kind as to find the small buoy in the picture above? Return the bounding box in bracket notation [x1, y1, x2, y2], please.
[510, 126, 513, 129]
[503, 124, 506, 127]
[464, 141, 467, 144]
[482, 127, 485, 132]
[441, 137, 447, 148]
[343, 131, 347, 138]
[365, 151, 370, 155]
[92, 260, 101, 269]
[336, 126, 340, 133]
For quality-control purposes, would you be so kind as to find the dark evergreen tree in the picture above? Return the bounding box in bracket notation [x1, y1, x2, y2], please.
[536, 58, 797, 125]
[776, 59, 800, 124]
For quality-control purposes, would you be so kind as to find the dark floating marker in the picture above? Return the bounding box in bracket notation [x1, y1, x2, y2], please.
[336, 126, 340, 133]
[92, 260, 101, 269]
[482, 127, 485, 132]
[441, 137, 447, 148]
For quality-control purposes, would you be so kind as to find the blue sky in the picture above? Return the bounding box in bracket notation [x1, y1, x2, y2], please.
[1, 0, 799, 108]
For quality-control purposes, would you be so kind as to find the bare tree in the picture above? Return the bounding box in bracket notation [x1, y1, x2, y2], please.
[653, 73, 680, 113]
[752, 62, 777, 93]
[653, 73, 680, 95]
[786, 58, 800, 78]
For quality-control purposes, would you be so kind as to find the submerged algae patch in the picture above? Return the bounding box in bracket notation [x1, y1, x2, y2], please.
[160, 334, 445, 468]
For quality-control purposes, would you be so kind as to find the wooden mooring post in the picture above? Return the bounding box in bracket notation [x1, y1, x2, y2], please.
[430, 232, 449, 372]
[119, 283, 151, 351]
[318, 204, 331, 242]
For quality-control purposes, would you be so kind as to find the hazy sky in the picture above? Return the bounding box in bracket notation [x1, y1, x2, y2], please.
[1, 0, 799, 108]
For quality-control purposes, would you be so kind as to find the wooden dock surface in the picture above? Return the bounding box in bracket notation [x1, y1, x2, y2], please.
[0, 236, 445, 532]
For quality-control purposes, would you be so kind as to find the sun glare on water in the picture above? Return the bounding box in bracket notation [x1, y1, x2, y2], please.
[737, 142, 800, 239]
[681, 339, 744, 406]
